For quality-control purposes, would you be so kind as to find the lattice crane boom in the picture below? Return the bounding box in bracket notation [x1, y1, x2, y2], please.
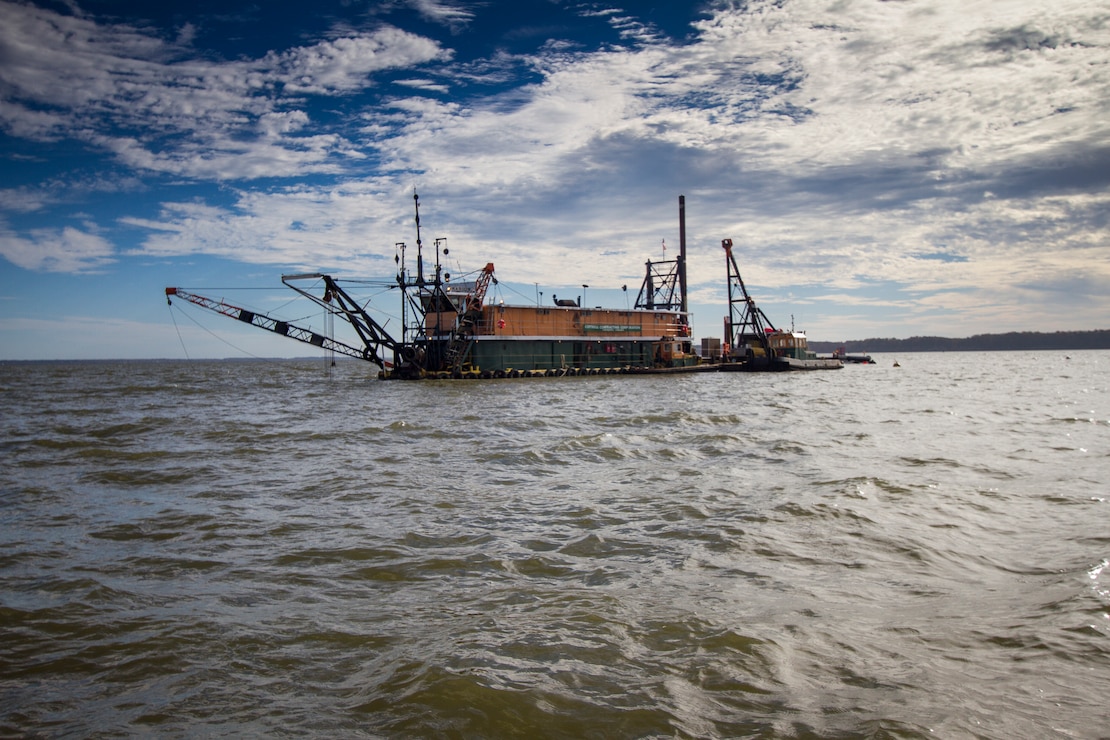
[722, 238, 777, 356]
[164, 285, 392, 367]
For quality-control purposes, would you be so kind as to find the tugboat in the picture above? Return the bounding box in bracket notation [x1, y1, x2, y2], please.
[165, 195, 705, 379]
[718, 238, 842, 371]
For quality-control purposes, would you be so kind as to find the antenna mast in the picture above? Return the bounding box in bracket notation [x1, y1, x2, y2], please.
[414, 191, 425, 285]
[678, 195, 688, 316]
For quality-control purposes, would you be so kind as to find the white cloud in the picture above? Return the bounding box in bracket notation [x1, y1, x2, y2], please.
[0, 186, 52, 213]
[91, 127, 362, 181]
[121, 182, 411, 273]
[407, 0, 476, 30]
[394, 78, 452, 93]
[0, 222, 116, 272]
[679, 0, 1110, 170]
[266, 27, 449, 94]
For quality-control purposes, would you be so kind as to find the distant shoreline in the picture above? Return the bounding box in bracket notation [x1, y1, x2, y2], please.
[809, 329, 1110, 354]
[4, 330, 1109, 362]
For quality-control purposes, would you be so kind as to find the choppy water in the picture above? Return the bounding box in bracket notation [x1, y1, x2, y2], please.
[1, 352, 1108, 738]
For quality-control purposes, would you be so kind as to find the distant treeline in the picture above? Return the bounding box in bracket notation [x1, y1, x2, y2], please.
[809, 330, 1110, 354]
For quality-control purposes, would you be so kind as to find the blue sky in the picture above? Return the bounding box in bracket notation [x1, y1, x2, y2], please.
[1, 0, 1108, 360]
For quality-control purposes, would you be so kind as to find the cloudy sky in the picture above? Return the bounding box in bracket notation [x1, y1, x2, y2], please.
[1, 0, 1107, 360]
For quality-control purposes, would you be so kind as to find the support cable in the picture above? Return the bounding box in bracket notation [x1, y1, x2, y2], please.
[167, 302, 190, 360]
[168, 301, 264, 359]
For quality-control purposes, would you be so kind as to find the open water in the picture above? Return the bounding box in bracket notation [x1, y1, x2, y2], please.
[1, 352, 1108, 739]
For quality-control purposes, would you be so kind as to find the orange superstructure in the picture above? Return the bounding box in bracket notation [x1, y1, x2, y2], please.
[427, 304, 684, 340]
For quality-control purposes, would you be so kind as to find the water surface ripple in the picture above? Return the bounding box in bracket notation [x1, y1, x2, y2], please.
[2, 352, 1108, 737]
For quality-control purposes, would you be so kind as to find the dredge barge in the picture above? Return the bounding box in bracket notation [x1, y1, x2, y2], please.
[166, 194, 701, 379]
[165, 195, 841, 376]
